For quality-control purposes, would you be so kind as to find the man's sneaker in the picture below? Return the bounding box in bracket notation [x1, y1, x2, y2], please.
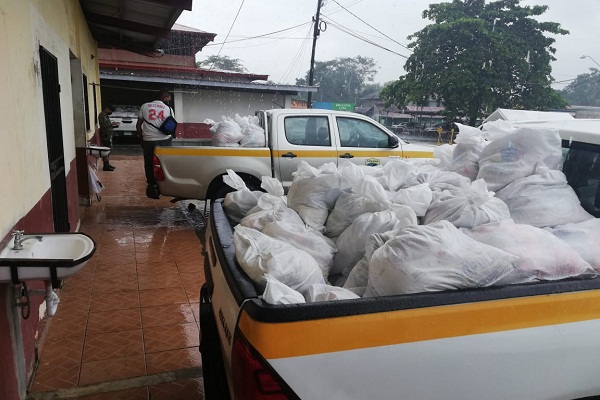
[146, 185, 160, 199]
[102, 165, 115, 171]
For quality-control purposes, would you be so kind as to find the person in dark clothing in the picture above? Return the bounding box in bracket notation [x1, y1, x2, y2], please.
[98, 104, 117, 171]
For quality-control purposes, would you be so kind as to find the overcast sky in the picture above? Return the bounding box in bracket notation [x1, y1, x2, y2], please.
[176, 0, 600, 89]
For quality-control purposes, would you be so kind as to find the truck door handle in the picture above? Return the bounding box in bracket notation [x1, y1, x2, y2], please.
[282, 152, 297, 158]
[339, 153, 354, 159]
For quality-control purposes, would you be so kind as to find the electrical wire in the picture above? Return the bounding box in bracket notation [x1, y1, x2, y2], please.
[330, 0, 411, 51]
[210, 0, 246, 70]
[203, 22, 312, 47]
[321, 16, 408, 58]
[278, 23, 314, 84]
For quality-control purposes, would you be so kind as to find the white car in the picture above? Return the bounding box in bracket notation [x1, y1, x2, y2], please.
[109, 105, 140, 140]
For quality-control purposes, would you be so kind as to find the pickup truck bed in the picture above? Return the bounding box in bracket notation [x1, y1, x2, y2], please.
[201, 200, 600, 400]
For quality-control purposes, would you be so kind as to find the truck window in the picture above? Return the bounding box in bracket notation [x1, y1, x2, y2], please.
[562, 144, 600, 217]
[284, 116, 331, 146]
[337, 117, 391, 148]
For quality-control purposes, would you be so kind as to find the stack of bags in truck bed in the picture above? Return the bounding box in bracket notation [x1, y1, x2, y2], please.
[206, 114, 266, 147]
[223, 121, 600, 305]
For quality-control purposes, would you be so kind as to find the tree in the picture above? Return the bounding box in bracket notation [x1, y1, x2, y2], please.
[380, 0, 568, 125]
[296, 56, 378, 103]
[559, 69, 600, 106]
[197, 55, 247, 72]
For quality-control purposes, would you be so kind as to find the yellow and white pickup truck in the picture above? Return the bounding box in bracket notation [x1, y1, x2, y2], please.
[199, 120, 600, 400]
[153, 109, 434, 200]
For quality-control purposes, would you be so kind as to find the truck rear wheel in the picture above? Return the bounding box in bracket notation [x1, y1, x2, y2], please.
[207, 173, 262, 202]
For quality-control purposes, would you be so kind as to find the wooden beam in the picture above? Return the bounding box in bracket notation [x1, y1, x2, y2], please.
[85, 12, 172, 38]
[144, 0, 193, 11]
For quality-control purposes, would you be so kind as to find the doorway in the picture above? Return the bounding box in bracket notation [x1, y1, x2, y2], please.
[39, 46, 69, 232]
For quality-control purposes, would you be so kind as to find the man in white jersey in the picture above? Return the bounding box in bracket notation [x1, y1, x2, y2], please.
[136, 89, 174, 199]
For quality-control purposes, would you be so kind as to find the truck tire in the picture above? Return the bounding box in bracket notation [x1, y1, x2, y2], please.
[207, 173, 262, 202]
[200, 284, 231, 400]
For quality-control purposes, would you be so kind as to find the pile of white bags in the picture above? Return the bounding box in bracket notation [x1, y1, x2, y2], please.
[209, 114, 265, 147]
[364, 221, 517, 296]
[219, 120, 598, 304]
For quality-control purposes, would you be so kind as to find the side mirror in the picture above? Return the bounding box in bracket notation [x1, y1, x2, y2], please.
[388, 135, 399, 148]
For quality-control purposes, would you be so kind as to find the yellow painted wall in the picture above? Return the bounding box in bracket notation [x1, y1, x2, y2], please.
[0, 0, 98, 240]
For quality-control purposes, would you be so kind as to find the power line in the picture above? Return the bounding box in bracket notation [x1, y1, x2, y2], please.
[330, 0, 411, 51]
[204, 22, 312, 47]
[211, 0, 246, 70]
[278, 24, 314, 84]
[321, 16, 408, 58]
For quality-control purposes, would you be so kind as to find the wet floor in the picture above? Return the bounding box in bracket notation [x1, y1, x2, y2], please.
[27, 154, 208, 400]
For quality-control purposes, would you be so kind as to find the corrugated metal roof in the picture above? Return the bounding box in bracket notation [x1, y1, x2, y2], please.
[100, 70, 317, 94]
[79, 0, 192, 55]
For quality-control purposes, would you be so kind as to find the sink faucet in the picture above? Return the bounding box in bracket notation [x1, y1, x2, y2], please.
[12, 231, 43, 250]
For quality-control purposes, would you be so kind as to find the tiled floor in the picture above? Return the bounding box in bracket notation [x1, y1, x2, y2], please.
[28, 154, 206, 400]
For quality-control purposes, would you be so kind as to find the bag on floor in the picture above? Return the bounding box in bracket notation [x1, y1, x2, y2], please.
[88, 164, 104, 201]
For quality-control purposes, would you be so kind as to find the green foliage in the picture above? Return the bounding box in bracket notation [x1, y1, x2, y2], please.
[296, 56, 378, 102]
[381, 0, 568, 125]
[559, 69, 600, 106]
[197, 55, 247, 72]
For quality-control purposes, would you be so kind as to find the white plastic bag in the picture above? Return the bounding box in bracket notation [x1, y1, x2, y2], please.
[476, 127, 563, 191]
[332, 210, 414, 276]
[496, 165, 594, 227]
[213, 117, 243, 146]
[241, 195, 304, 231]
[88, 164, 104, 201]
[386, 183, 433, 217]
[547, 218, 600, 272]
[463, 220, 595, 284]
[364, 221, 517, 296]
[241, 123, 266, 147]
[304, 284, 360, 302]
[343, 230, 398, 294]
[262, 274, 306, 305]
[287, 161, 342, 231]
[325, 175, 392, 237]
[223, 169, 261, 222]
[261, 221, 337, 281]
[234, 226, 324, 292]
[423, 179, 511, 228]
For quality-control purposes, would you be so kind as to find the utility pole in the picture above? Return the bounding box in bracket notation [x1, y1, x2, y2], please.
[307, 0, 323, 109]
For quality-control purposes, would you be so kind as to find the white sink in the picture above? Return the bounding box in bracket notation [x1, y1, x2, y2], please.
[0, 233, 96, 283]
[87, 145, 111, 158]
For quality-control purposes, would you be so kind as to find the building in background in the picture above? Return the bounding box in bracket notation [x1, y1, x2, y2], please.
[99, 24, 316, 139]
[0, 1, 191, 399]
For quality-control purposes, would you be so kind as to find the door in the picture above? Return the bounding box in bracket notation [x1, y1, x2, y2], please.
[273, 114, 338, 187]
[334, 116, 404, 167]
[40, 46, 69, 232]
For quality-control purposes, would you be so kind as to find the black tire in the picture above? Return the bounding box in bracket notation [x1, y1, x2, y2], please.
[199, 285, 231, 400]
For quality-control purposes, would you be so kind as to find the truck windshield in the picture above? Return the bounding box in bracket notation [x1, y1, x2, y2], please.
[562, 142, 600, 217]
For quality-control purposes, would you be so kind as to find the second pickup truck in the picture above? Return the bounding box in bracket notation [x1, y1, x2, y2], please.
[153, 109, 435, 200]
